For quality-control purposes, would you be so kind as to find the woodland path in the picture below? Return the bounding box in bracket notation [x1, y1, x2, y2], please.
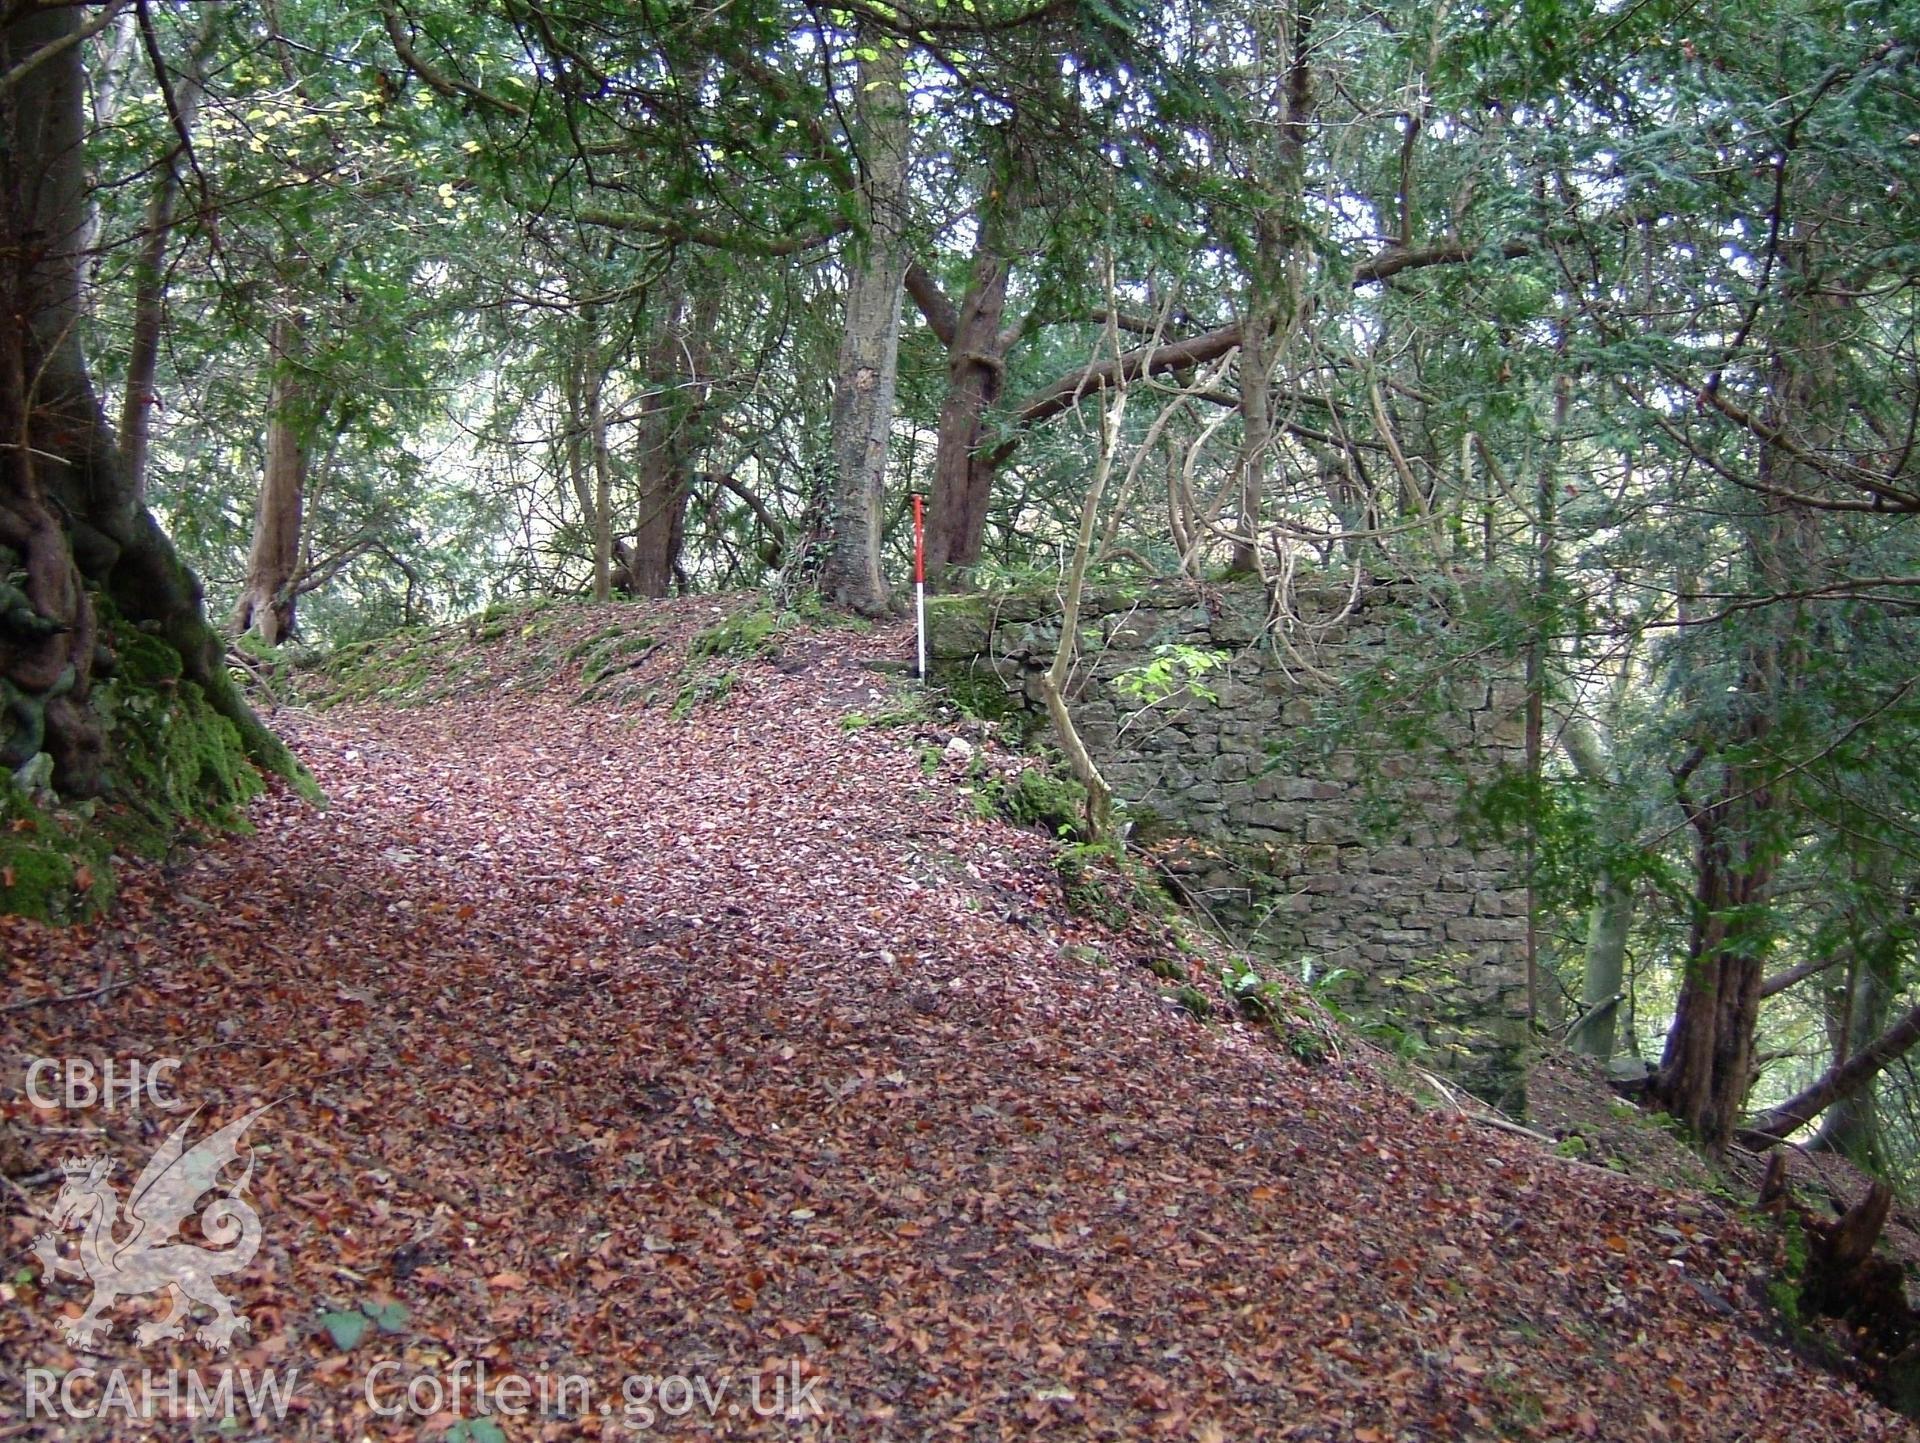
[2, 604, 1909, 1440]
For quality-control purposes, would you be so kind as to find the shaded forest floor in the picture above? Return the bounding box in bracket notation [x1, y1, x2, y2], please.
[2, 598, 1912, 1440]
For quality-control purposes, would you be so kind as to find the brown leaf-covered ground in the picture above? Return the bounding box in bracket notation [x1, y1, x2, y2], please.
[2, 599, 1912, 1440]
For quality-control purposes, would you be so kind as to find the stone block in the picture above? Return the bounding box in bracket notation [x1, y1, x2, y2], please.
[1218, 725, 1264, 755]
[1305, 816, 1362, 844]
[1368, 846, 1426, 873]
[1444, 916, 1526, 945]
[1210, 598, 1267, 646]
[1476, 710, 1529, 745]
[1241, 804, 1303, 835]
[1210, 753, 1253, 783]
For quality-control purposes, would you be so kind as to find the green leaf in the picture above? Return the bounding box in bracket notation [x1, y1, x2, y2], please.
[319, 1309, 373, 1350]
[443, 1420, 508, 1443]
[361, 1298, 411, 1334]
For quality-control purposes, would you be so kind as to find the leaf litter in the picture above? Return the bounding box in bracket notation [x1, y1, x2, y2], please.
[1, 599, 1910, 1441]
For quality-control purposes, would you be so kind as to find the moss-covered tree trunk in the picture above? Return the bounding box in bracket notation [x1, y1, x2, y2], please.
[1, 6, 299, 797]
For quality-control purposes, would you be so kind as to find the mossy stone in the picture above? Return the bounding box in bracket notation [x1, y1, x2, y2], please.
[925, 595, 992, 659]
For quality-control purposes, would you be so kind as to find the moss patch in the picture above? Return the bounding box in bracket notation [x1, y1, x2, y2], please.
[670, 669, 737, 720]
[992, 766, 1088, 837]
[925, 594, 992, 659]
[690, 609, 781, 662]
[2, 605, 268, 922]
[103, 672, 263, 829]
[0, 784, 113, 921]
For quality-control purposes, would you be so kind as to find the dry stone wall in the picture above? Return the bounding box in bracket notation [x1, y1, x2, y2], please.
[930, 579, 1533, 1109]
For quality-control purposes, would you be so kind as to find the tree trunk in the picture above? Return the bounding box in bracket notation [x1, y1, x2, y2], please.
[819, 32, 907, 616]
[1230, 312, 1277, 576]
[563, 348, 595, 563]
[1571, 882, 1633, 1060]
[1, 6, 297, 791]
[121, 4, 222, 500]
[1560, 718, 1637, 1060]
[629, 404, 681, 598]
[1812, 861, 1900, 1166]
[1649, 754, 1778, 1154]
[232, 312, 308, 643]
[627, 280, 717, 598]
[586, 361, 613, 604]
[1649, 226, 1831, 1156]
[1229, 3, 1315, 575]
[918, 177, 1016, 588]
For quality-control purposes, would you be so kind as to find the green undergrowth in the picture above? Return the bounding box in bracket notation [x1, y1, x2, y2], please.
[663, 596, 865, 721]
[975, 765, 1089, 838]
[297, 595, 658, 709]
[3, 604, 266, 922]
[295, 591, 860, 719]
[689, 609, 781, 662]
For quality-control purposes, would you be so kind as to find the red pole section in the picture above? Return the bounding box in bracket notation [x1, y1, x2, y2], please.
[913, 494, 925, 583]
[913, 495, 927, 680]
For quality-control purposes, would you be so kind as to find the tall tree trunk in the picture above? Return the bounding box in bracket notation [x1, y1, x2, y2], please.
[1564, 716, 1634, 1060]
[1650, 228, 1832, 1155]
[630, 324, 687, 599]
[1229, 2, 1315, 576]
[1812, 855, 1903, 1167]
[232, 311, 309, 643]
[917, 174, 1017, 587]
[1813, 949, 1893, 1166]
[1650, 744, 1780, 1154]
[1, 6, 296, 791]
[1230, 307, 1278, 575]
[819, 32, 907, 616]
[563, 348, 595, 559]
[121, 4, 221, 500]
[586, 361, 613, 604]
[628, 280, 717, 598]
[1652, 477, 1808, 1157]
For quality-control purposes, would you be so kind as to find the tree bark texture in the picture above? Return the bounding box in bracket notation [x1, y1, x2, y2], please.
[232, 311, 308, 643]
[121, 3, 221, 500]
[1, 6, 297, 792]
[626, 280, 718, 598]
[914, 172, 1017, 587]
[819, 33, 907, 616]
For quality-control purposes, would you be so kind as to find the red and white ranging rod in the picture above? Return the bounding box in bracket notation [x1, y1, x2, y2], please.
[912, 493, 927, 680]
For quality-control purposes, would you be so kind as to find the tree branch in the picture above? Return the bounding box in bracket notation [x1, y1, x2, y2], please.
[572, 207, 846, 258]
[0, 0, 131, 97]
[905, 261, 957, 348]
[377, 0, 527, 117]
[1759, 952, 1846, 1001]
[1741, 1000, 1920, 1147]
[1008, 235, 1536, 434]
